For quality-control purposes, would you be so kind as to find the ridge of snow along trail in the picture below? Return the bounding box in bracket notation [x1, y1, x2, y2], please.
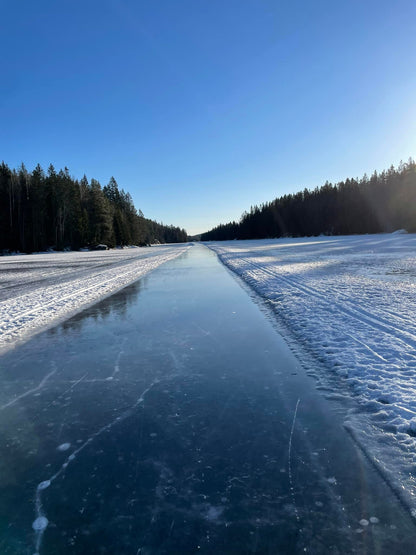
[207, 233, 416, 516]
[0, 244, 189, 354]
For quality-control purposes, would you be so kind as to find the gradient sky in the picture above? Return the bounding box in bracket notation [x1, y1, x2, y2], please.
[1, 0, 415, 235]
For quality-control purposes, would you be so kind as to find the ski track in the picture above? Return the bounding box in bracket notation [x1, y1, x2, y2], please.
[206, 234, 416, 515]
[0, 245, 189, 354]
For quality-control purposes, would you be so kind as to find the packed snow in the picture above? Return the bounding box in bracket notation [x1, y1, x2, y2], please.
[207, 234, 416, 514]
[0, 244, 189, 354]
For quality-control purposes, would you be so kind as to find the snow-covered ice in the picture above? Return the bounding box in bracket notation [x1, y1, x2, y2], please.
[207, 234, 416, 514]
[0, 244, 189, 353]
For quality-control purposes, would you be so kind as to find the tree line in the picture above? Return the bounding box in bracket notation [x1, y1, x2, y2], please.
[201, 159, 416, 241]
[0, 162, 187, 253]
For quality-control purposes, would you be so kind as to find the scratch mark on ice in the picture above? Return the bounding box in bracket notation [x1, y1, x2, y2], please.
[288, 398, 301, 525]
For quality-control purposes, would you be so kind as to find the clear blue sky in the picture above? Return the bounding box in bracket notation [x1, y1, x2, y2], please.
[1, 0, 415, 235]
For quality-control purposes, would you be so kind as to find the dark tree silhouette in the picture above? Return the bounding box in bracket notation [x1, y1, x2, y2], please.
[0, 163, 188, 253]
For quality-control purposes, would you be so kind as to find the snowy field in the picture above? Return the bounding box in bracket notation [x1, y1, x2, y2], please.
[0, 244, 189, 354]
[207, 234, 416, 515]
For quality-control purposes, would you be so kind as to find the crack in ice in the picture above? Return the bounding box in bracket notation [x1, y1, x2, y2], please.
[31, 379, 160, 554]
[0, 365, 57, 411]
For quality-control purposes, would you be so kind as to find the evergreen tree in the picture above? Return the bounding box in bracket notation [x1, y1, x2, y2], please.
[202, 159, 416, 241]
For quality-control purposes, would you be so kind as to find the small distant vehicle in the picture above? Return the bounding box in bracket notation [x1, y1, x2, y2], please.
[91, 244, 108, 251]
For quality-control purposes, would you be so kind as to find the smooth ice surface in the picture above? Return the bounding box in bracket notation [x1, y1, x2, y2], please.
[0, 244, 189, 354]
[206, 234, 416, 512]
[0, 244, 415, 554]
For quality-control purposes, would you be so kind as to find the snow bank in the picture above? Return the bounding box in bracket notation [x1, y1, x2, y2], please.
[0, 244, 189, 353]
[207, 234, 416, 514]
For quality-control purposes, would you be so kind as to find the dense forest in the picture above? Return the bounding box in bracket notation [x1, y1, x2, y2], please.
[0, 162, 187, 253]
[201, 159, 416, 241]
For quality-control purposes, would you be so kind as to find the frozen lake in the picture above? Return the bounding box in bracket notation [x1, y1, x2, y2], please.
[0, 245, 415, 553]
